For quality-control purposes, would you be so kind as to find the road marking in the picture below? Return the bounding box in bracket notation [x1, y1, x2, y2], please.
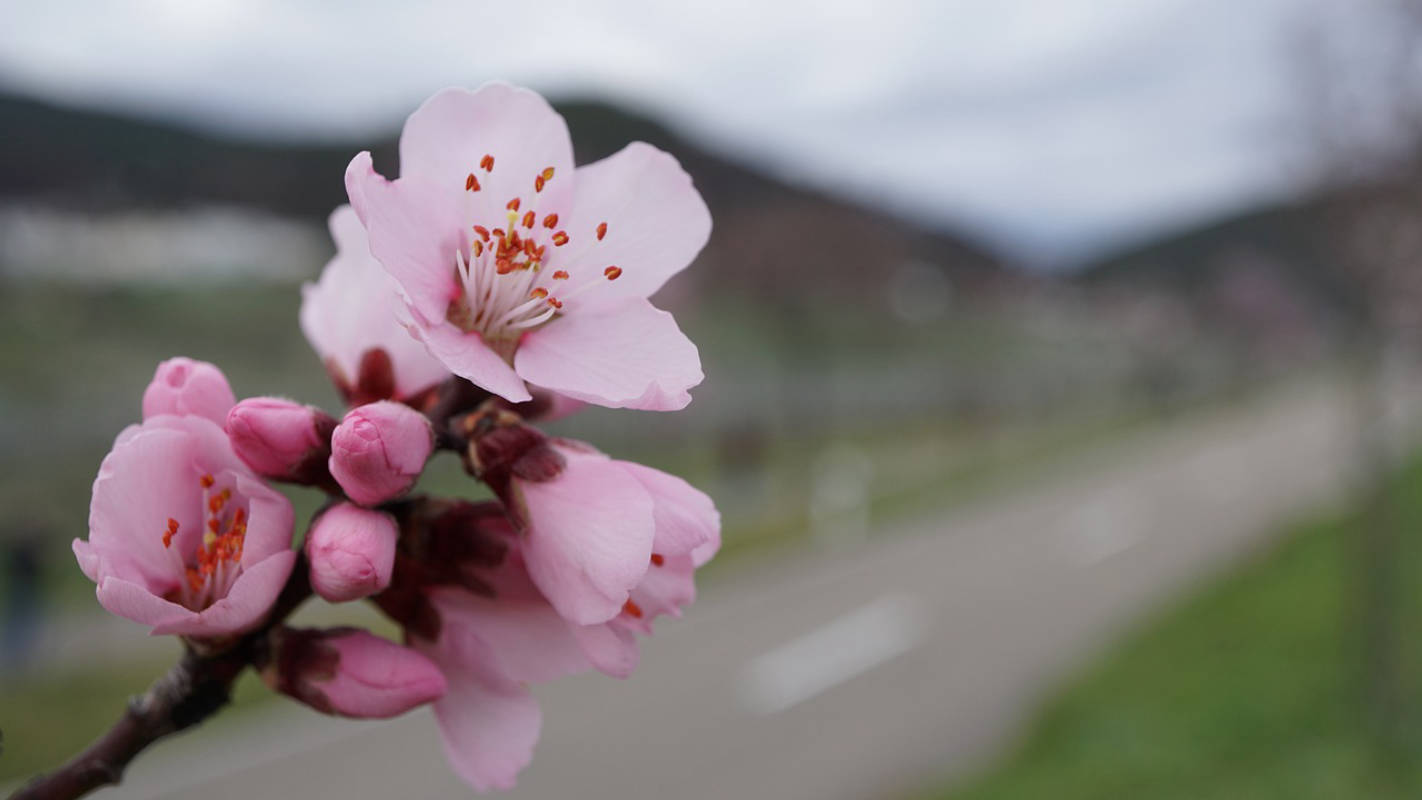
[737, 593, 927, 715]
[1061, 489, 1143, 567]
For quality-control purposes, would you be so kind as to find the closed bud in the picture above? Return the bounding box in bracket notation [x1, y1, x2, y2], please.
[329, 401, 434, 506]
[264, 627, 446, 719]
[225, 397, 338, 485]
[142, 357, 236, 426]
[307, 502, 398, 602]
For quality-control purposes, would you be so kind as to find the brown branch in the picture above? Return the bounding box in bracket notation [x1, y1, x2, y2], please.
[9, 559, 313, 800]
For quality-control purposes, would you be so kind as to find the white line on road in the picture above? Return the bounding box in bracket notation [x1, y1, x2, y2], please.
[737, 593, 927, 715]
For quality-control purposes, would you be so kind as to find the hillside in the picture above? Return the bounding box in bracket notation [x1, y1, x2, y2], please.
[1078, 198, 1370, 340]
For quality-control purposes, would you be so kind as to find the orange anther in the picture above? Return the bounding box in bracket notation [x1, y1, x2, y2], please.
[522, 210, 535, 229]
[530, 287, 549, 299]
[542, 213, 559, 229]
[473, 225, 491, 241]
[604, 266, 623, 280]
[480, 154, 494, 171]
[552, 270, 569, 280]
[623, 600, 644, 618]
[650, 553, 665, 566]
[552, 231, 569, 246]
[506, 198, 521, 212]
[465, 173, 480, 191]
[596, 222, 608, 241]
[200, 474, 215, 489]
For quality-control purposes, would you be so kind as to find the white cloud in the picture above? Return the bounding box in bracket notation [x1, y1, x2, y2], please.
[0, 0, 1334, 266]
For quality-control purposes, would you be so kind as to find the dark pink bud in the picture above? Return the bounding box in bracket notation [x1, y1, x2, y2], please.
[142, 357, 236, 425]
[264, 627, 446, 719]
[329, 401, 434, 506]
[225, 397, 337, 485]
[306, 503, 398, 602]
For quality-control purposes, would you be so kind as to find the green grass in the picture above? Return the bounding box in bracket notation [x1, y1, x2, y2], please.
[0, 653, 276, 785]
[928, 455, 1422, 800]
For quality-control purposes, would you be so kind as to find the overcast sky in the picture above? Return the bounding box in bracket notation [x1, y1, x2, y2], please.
[0, 0, 1348, 267]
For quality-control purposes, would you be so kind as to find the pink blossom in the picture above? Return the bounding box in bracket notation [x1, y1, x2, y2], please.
[265, 627, 446, 719]
[406, 502, 715, 790]
[328, 401, 434, 506]
[306, 503, 398, 603]
[412, 523, 593, 792]
[73, 414, 296, 637]
[344, 83, 709, 410]
[301, 206, 449, 406]
[224, 397, 337, 485]
[570, 461, 721, 677]
[141, 357, 236, 425]
[478, 431, 719, 626]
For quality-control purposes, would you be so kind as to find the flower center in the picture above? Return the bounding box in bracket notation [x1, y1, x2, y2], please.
[446, 154, 623, 354]
[161, 472, 248, 611]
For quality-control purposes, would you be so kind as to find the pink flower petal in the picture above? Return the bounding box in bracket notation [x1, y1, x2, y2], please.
[514, 297, 702, 411]
[516, 447, 656, 625]
[555, 142, 711, 303]
[571, 622, 640, 679]
[419, 322, 531, 403]
[398, 84, 575, 219]
[692, 527, 722, 568]
[429, 585, 590, 685]
[87, 424, 205, 590]
[344, 152, 466, 324]
[431, 675, 542, 793]
[618, 461, 719, 557]
[231, 471, 296, 566]
[95, 575, 193, 631]
[150, 550, 297, 636]
[628, 553, 697, 629]
[300, 205, 448, 400]
[72, 539, 100, 582]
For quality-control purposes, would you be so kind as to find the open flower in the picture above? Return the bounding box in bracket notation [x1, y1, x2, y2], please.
[301, 205, 449, 406]
[470, 421, 720, 626]
[398, 499, 716, 790]
[73, 413, 296, 637]
[568, 461, 722, 677]
[344, 83, 710, 410]
[415, 557, 588, 793]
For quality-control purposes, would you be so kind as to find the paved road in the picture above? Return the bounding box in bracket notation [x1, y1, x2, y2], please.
[64, 374, 1422, 799]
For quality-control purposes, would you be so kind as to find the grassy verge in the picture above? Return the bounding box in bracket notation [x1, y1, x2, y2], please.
[926, 454, 1422, 800]
[0, 656, 274, 785]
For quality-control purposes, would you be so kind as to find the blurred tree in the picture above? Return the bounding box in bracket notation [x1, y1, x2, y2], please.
[1294, 0, 1422, 747]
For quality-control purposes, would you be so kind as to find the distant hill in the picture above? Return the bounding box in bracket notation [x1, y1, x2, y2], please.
[1080, 199, 1366, 317]
[0, 91, 1010, 302]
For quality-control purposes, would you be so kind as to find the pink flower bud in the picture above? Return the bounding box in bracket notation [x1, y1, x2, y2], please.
[329, 401, 434, 506]
[141, 357, 236, 426]
[225, 398, 338, 484]
[306, 503, 398, 602]
[265, 627, 446, 719]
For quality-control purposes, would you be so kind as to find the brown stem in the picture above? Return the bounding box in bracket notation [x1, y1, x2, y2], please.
[425, 377, 490, 450]
[9, 558, 313, 800]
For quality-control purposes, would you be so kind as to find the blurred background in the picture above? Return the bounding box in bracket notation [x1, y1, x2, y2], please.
[5, 0, 1422, 797]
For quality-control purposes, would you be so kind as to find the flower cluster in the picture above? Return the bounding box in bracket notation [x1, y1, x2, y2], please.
[72, 83, 717, 792]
